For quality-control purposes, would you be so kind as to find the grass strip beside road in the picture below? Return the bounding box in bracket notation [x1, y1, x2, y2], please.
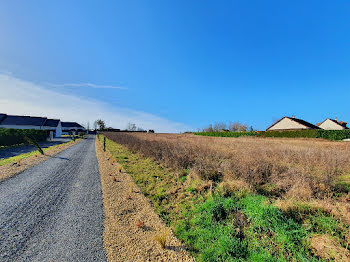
[95, 137, 193, 262]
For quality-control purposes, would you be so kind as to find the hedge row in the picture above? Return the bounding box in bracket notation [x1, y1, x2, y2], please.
[316, 129, 350, 140]
[193, 131, 257, 137]
[260, 130, 318, 138]
[0, 128, 48, 146]
[194, 129, 350, 141]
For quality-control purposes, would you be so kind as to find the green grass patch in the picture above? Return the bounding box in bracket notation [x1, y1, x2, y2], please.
[335, 175, 350, 192]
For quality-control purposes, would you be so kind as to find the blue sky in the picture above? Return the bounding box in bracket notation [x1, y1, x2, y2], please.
[1, 1, 350, 132]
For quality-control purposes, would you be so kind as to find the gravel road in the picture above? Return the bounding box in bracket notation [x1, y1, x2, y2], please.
[0, 135, 106, 262]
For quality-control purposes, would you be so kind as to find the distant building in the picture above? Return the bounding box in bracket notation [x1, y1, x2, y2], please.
[61, 122, 85, 135]
[0, 114, 47, 130]
[0, 114, 6, 123]
[42, 119, 62, 138]
[266, 116, 320, 131]
[317, 118, 348, 130]
[0, 114, 64, 138]
[0, 113, 85, 138]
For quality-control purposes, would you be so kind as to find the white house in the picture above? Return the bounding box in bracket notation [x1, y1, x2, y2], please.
[266, 116, 320, 131]
[61, 122, 85, 135]
[317, 118, 348, 130]
[42, 119, 62, 138]
[0, 115, 48, 130]
[0, 114, 63, 138]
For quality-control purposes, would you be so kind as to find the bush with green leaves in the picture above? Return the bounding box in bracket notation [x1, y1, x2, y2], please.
[260, 129, 318, 138]
[0, 128, 48, 146]
[316, 129, 350, 140]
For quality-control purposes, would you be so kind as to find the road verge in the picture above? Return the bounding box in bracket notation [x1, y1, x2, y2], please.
[95, 136, 193, 262]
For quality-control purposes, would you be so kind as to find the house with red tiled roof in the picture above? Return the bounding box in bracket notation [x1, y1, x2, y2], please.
[317, 118, 348, 130]
[266, 116, 320, 131]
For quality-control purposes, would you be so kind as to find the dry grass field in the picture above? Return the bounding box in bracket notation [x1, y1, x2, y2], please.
[106, 133, 350, 199]
[102, 132, 350, 261]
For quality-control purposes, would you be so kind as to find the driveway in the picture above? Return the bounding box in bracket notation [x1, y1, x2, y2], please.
[0, 137, 73, 159]
[0, 135, 106, 261]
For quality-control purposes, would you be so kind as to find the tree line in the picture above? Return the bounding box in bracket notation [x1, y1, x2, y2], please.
[202, 121, 254, 132]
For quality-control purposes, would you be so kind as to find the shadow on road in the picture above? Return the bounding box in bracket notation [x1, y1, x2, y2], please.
[0, 138, 72, 159]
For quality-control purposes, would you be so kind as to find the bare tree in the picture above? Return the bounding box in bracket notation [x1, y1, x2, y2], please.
[213, 122, 227, 131]
[203, 124, 214, 132]
[126, 123, 137, 131]
[228, 121, 248, 132]
[94, 119, 106, 130]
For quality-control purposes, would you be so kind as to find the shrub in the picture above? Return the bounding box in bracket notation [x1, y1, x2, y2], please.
[0, 128, 48, 146]
[261, 130, 317, 138]
[316, 129, 350, 140]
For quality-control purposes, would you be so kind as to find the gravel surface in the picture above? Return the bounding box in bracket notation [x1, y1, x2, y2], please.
[0, 135, 106, 262]
[0, 137, 71, 159]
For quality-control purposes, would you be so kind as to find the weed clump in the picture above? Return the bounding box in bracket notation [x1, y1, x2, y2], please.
[154, 229, 168, 249]
[308, 234, 350, 261]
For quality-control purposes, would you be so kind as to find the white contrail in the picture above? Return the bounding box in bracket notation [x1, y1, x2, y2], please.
[47, 82, 126, 89]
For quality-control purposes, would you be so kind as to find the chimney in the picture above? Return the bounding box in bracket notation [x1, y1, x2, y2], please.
[335, 117, 338, 122]
[292, 115, 295, 119]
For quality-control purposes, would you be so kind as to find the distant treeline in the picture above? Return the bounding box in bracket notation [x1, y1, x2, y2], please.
[101, 128, 154, 133]
[195, 129, 350, 140]
[201, 121, 253, 132]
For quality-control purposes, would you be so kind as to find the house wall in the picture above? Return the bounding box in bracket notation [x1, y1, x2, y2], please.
[56, 122, 62, 137]
[268, 118, 311, 131]
[319, 119, 345, 130]
[0, 125, 42, 130]
[62, 127, 84, 135]
[41, 125, 62, 137]
[42, 126, 55, 130]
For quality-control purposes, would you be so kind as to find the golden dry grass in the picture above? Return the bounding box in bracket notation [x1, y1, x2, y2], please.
[154, 229, 168, 249]
[308, 234, 350, 261]
[103, 132, 350, 199]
